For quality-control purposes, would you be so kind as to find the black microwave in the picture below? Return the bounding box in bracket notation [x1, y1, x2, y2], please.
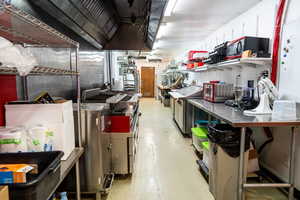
[226, 36, 270, 60]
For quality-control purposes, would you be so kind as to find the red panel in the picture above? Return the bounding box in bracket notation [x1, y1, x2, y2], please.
[104, 116, 131, 133]
[271, 0, 287, 84]
[0, 75, 18, 126]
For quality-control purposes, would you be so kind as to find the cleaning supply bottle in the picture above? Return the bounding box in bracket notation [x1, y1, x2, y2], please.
[60, 192, 68, 200]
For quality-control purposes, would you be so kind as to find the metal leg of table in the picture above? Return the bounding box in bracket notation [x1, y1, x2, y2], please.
[238, 127, 246, 200]
[75, 161, 81, 200]
[192, 105, 195, 127]
[288, 127, 296, 200]
[208, 115, 212, 124]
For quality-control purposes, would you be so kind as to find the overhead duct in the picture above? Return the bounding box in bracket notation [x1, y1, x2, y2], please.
[11, 0, 167, 50]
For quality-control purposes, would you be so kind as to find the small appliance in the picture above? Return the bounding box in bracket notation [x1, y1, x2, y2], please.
[204, 42, 228, 64]
[203, 81, 233, 103]
[226, 36, 270, 60]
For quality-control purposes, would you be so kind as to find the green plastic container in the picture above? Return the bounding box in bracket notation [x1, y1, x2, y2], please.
[192, 127, 208, 152]
[201, 141, 209, 151]
[191, 127, 208, 139]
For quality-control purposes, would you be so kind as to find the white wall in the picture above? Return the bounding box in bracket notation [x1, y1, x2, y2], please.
[185, 0, 276, 88]
[261, 0, 300, 189]
[185, 0, 300, 189]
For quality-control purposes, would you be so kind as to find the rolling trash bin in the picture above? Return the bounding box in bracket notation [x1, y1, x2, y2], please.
[207, 124, 251, 158]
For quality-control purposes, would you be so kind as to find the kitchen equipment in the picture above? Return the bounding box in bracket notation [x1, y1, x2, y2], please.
[203, 82, 233, 103]
[73, 103, 113, 194]
[225, 80, 257, 110]
[204, 42, 228, 64]
[226, 36, 270, 60]
[169, 86, 203, 135]
[244, 77, 279, 115]
[81, 89, 140, 175]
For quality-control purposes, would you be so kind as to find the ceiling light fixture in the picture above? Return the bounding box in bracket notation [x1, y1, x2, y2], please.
[164, 0, 178, 17]
[156, 23, 169, 39]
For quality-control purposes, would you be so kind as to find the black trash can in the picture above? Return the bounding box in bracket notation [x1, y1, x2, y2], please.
[207, 124, 251, 158]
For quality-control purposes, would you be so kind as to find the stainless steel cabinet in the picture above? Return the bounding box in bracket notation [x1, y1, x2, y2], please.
[174, 99, 193, 135]
[74, 104, 111, 193]
[103, 112, 140, 175]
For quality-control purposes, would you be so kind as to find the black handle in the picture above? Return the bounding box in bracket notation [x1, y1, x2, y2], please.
[48, 159, 61, 174]
[237, 41, 243, 55]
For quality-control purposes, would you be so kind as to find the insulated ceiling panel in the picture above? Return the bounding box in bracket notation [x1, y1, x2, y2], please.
[154, 0, 262, 57]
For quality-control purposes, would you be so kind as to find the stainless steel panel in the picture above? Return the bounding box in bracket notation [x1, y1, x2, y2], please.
[74, 104, 110, 192]
[21, 49, 105, 100]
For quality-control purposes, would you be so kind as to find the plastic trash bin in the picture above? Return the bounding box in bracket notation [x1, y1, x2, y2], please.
[0, 151, 64, 200]
[207, 124, 251, 158]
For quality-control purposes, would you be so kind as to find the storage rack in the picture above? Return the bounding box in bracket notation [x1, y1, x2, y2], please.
[192, 57, 272, 72]
[0, 2, 83, 200]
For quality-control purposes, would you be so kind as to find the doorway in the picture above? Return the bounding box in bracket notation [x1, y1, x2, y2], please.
[140, 67, 155, 97]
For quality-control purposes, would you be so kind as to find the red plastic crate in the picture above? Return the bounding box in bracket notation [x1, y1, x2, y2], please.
[188, 50, 208, 61]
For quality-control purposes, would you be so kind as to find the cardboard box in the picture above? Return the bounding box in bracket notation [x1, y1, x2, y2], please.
[0, 186, 9, 200]
[5, 101, 75, 160]
[0, 164, 34, 184]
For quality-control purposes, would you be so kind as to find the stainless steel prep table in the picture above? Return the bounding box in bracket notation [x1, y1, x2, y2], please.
[187, 99, 300, 200]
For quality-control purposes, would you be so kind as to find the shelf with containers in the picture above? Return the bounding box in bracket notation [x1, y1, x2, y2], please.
[0, 1, 83, 200]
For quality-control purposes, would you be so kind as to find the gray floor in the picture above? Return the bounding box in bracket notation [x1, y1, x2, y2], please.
[107, 98, 287, 200]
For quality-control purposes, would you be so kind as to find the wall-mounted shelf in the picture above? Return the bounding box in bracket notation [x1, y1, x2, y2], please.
[189, 57, 272, 72]
[0, 66, 79, 76]
[0, 2, 78, 48]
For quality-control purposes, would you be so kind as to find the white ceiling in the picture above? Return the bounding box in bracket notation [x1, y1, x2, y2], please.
[152, 0, 262, 59]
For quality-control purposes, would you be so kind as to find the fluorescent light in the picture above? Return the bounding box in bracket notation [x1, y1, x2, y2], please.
[153, 41, 159, 49]
[164, 0, 178, 17]
[156, 23, 169, 39]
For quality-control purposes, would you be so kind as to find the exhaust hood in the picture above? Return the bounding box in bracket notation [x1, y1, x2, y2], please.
[11, 0, 167, 50]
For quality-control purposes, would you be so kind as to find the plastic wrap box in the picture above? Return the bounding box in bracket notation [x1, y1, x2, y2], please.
[5, 101, 75, 160]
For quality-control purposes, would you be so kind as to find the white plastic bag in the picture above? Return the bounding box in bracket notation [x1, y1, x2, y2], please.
[27, 125, 54, 152]
[0, 37, 38, 76]
[0, 127, 27, 153]
[0, 36, 13, 49]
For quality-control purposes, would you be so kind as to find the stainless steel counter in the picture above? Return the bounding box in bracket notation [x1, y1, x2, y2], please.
[187, 98, 300, 200]
[188, 99, 300, 127]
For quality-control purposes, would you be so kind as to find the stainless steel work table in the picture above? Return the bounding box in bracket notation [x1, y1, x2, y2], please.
[47, 148, 84, 200]
[187, 99, 300, 200]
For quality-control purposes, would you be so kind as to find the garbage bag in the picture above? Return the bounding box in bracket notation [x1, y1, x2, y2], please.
[0, 37, 38, 76]
[207, 124, 252, 158]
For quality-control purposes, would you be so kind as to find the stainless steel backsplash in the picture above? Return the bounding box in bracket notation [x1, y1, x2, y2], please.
[17, 48, 105, 100]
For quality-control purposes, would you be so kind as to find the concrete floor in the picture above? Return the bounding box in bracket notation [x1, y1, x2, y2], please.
[107, 98, 214, 200]
[107, 98, 287, 200]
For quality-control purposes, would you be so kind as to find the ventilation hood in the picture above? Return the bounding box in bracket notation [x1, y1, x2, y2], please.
[11, 0, 167, 50]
